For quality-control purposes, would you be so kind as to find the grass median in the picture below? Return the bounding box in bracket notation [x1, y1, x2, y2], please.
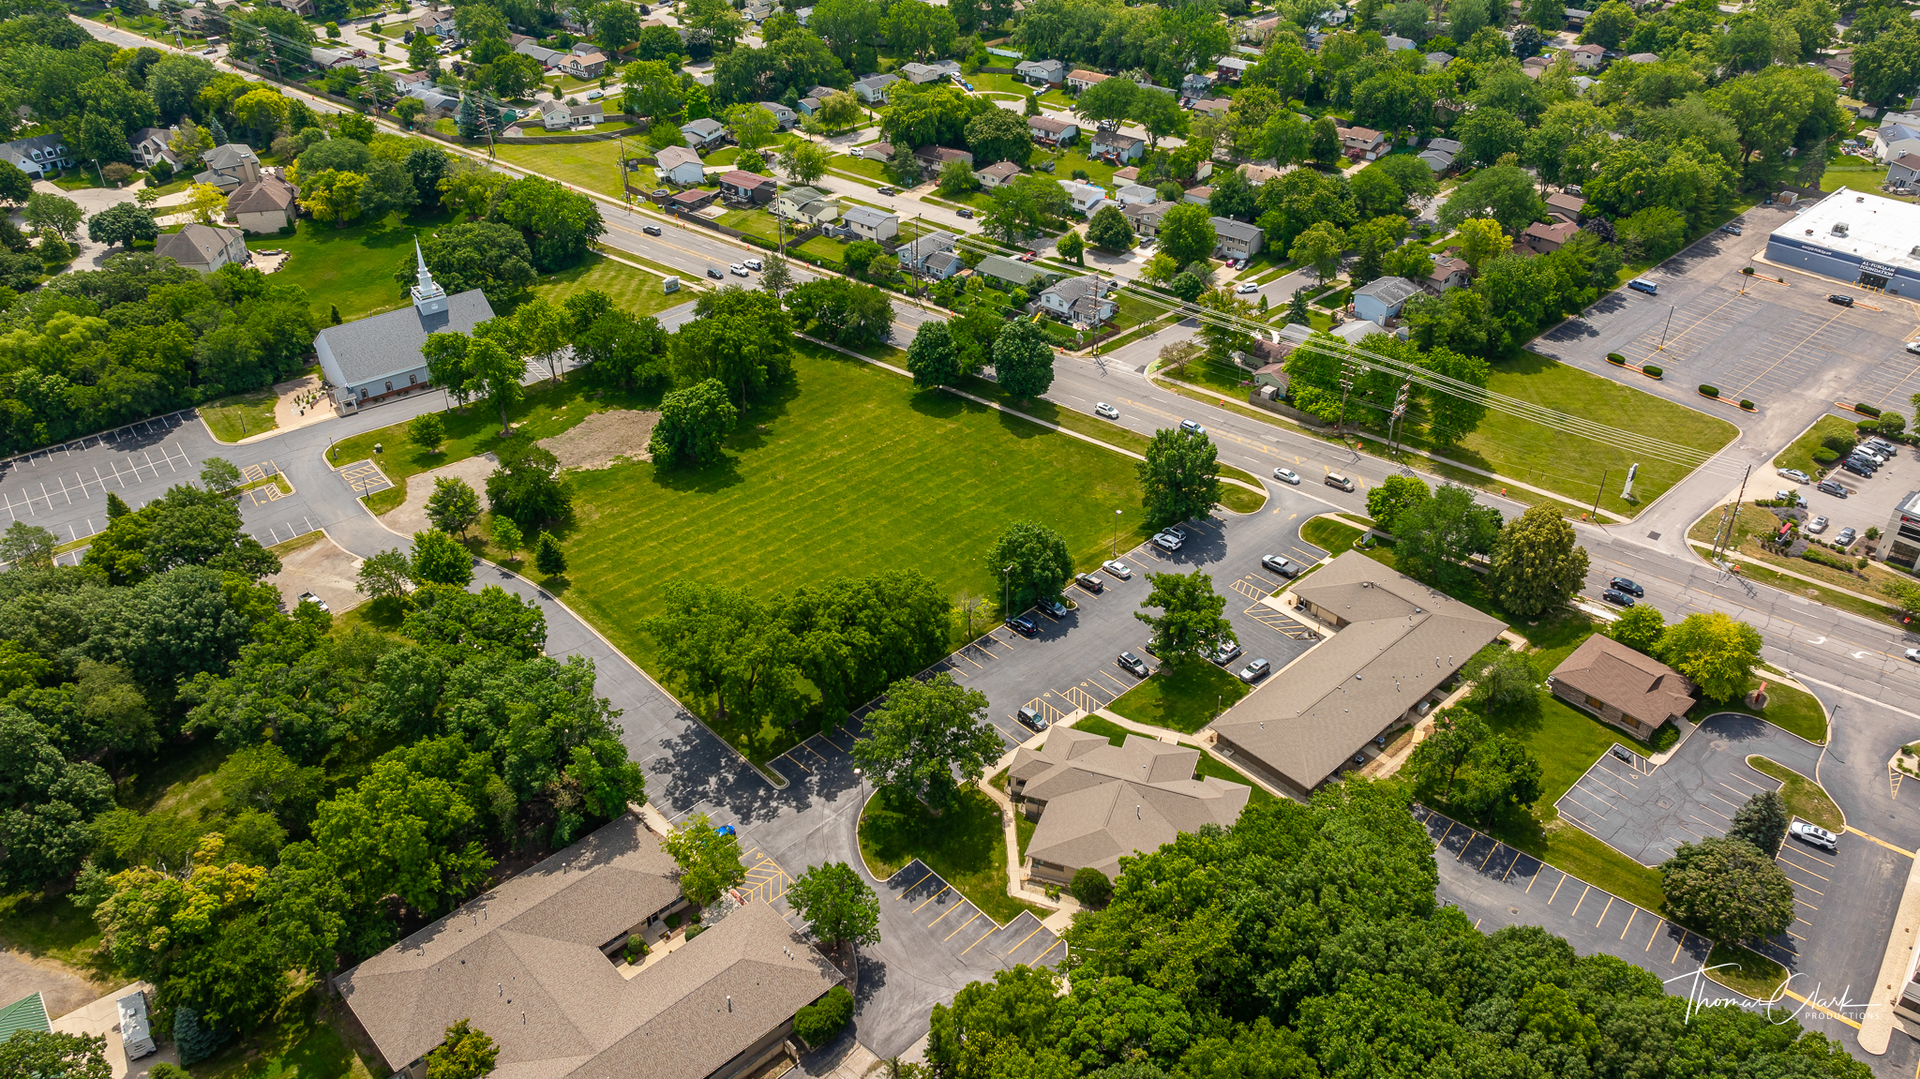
[1106, 656, 1248, 733]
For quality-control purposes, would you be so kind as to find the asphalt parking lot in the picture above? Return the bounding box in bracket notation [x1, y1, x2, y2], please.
[1787, 437, 1920, 558]
[880, 861, 1062, 970]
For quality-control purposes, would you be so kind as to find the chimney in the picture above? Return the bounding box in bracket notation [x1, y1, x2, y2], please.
[727, 995, 733, 1013]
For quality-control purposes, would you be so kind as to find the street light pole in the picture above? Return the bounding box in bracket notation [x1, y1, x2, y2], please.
[1004, 562, 1015, 617]
[1113, 508, 1121, 558]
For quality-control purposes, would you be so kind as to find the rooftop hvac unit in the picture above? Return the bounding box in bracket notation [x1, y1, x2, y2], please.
[1834, 222, 1851, 235]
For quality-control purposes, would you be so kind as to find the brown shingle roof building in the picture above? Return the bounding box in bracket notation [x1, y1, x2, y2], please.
[1211, 551, 1506, 797]
[1008, 728, 1249, 882]
[335, 814, 844, 1079]
[1547, 635, 1695, 739]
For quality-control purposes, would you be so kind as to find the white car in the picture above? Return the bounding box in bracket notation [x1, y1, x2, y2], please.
[1273, 467, 1300, 484]
[1095, 402, 1120, 419]
[1907, 340, 1920, 355]
[729, 264, 749, 276]
[1234, 282, 1258, 294]
[1102, 559, 1133, 579]
[297, 591, 330, 613]
[1906, 648, 1920, 662]
[1153, 533, 1183, 552]
[1790, 820, 1838, 852]
[743, 257, 764, 270]
[1776, 467, 1811, 484]
[1806, 515, 1828, 534]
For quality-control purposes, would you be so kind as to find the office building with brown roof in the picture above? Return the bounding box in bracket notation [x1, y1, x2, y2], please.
[1546, 635, 1695, 739]
[335, 814, 844, 1079]
[1211, 551, 1506, 798]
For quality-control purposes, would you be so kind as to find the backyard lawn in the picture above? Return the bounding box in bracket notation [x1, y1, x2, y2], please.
[1106, 656, 1248, 733]
[858, 786, 1043, 925]
[714, 207, 791, 244]
[248, 210, 454, 323]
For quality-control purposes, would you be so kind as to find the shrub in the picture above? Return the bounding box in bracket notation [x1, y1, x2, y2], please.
[1742, 266, 1754, 275]
[1740, 399, 1755, 410]
[149, 1066, 192, 1079]
[1860, 420, 1881, 433]
[1857, 402, 1883, 417]
[793, 985, 855, 1047]
[1643, 364, 1662, 377]
[1651, 721, 1680, 752]
[1699, 384, 1719, 397]
[1812, 447, 1837, 465]
[684, 924, 705, 939]
[1606, 352, 1626, 365]
[1802, 546, 1854, 571]
[1859, 557, 1872, 568]
[1869, 527, 1883, 540]
[665, 912, 681, 929]
[1069, 866, 1114, 907]
[1821, 433, 1858, 455]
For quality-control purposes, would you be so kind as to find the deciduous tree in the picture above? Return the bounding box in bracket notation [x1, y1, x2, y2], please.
[1660, 836, 1795, 944]
[1156, 203, 1218, 269]
[906, 319, 962, 388]
[86, 203, 158, 250]
[786, 861, 881, 947]
[1487, 505, 1589, 618]
[1134, 569, 1235, 663]
[1138, 427, 1221, 529]
[1608, 604, 1667, 653]
[662, 811, 747, 905]
[426, 1021, 498, 1079]
[425, 477, 482, 538]
[992, 320, 1054, 399]
[649, 378, 738, 466]
[852, 673, 1001, 808]
[1395, 483, 1501, 589]
[1657, 612, 1762, 702]
[988, 522, 1073, 612]
[411, 529, 474, 587]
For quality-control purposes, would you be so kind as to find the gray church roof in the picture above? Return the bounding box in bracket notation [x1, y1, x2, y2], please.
[315, 288, 494, 387]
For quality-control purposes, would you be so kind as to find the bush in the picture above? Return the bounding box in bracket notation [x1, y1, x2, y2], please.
[665, 912, 681, 929]
[1860, 419, 1881, 434]
[684, 923, 705, 939]
[1740, 399, 1755, 410]
[792, 985, 855, 1047]
[1857, 403, 1883, 417]
[1869, 526, 1882, 540]
[1742, 266, 1754, 275]
[1651, 721, 1680, 752]
[1821, 433, 1858, 455]
[1606, 353, 1626, 365]
[1812, 447, 1838, 464]
[1859, 557, 1872, 568]
[1069, 866, 1114, 907]
[1643, 364, 1662, 377]
[149, 1066, 191, 1079]
[1699, 384, 1719, 397]
[1802, 546, 1855, 571]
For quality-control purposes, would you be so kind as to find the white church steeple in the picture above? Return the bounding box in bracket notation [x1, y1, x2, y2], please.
[410, 238, 448, 316]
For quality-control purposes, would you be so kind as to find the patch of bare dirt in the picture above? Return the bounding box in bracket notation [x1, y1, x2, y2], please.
[537, 410, 660, 471]
[385, 453, 500, 536]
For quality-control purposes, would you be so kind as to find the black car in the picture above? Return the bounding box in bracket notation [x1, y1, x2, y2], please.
[706, 267, 724, 279]
[1828, 294, 1855, 307]
[956, 207, 975, 218]
[642, 224, 662, 236]
[1005, 615, 1039, 638]
[1817, 479, 1848, 497]
[1602, 589, 1636, 607]
[1609, 577, 1643, 597]
[1117, 651, 1150, 677]
[1075, 572, 1104, 594]
[1016, 706, 1048, 733]
[1841, 459, 1874, 477]
[1849, 453, 1880, 470]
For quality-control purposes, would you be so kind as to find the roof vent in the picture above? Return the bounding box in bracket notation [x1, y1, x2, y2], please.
[1858, 196, 1866, 202]
[1834, 222, 1850, 236]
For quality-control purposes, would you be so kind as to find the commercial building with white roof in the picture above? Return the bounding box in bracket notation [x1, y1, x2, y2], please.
[1765, 187, 1920, 294]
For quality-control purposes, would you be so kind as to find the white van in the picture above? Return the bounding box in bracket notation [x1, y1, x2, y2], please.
[662, 276, 680, 293]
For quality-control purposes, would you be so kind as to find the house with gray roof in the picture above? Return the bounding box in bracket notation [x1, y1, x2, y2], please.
[837, 205, 898, 241]
[0, 134, 74, 178]
[1211, 550, 1506, 798]
[155, 223, 248, 274]
[315, 243, 495, 412]
[1008, 728, 1249, 883]
[681, 117, 727, 150]
[853, 73, 898, 103]
[336, 813, 845, 1079]
[194, 142, 261, 191]
[974, 254, 1052, 289]
[1031, 275, 1116, 325]
[1210, 215, 1264, 260]
[514, 39, 565, 68]
[758, 101, 797, 130]
[656, 145, 707, 186]
[901, 230, 962, 278]
[1015, 58, 1066, 86]
[130, 126, 176, 169]
[774, 186, 839, 225]
[1351, 276, 1422, 324]
[1089, 129, 1145, 163]
[975, 160, 1022, 188]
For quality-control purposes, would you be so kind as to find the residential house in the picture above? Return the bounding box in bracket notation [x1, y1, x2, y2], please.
[795, 96, 822, 115]
[1891, 152, 1920, 189]
[562, 51, 608, 79]
[1183, 97, 1229, 118]
[1240, 163, 1288, 184]
[514, 40, 565, 68]
[719, 169, 776, 204]
[0, 991, 51, 1045]
[1545, 190, 1586, 222]
[1089, 130, 1146, 163]
[852, 73, 898, 103]
[1121, 201, 1167, 238]
[974, 254, 1053, 290]
[898, 61, 949, 83]
[758, 101, 797, 130]
[1624, 51, 1661, 62]
[1216, 55, 1254, 82]
[393, 70, 432, 88]
[860, 141, 894, 162]
[1007, 729, 1249, 884]
[1336, 125, 1386, 160]
[774, 185, 839, 226]
[655, 145, 707, 186]
[404, 86, 461, 113]
[1252, 362, 1289, 391]
[274, 0, 313, 15]
[839, 204, 899, 242]
[1031, 275, 1117, 326]
[156, 222, 247, 273]
[914, 145, 974, 172]
[227, 177, 298, 233]
[1183, 185, 1212, 205]
[1569, 42, 1605, 69]
[1425, 50, 1454, 69]
[1571, 75, 1597, 94]
[1058, 179, 1109, 215]
[1418, 147, 1456, 173]
[1015, 58, 1066, 87]
[1425, 256, 1472, 294]
[335, 814, 846, 1079]
[194, 143, 261, 192]
[805, 85, 839, 102]
[795, 4, 814, 22]
[1426, 136, 1462, 156]
[418, 11, 458, 38]
[1068, 69, 1109, 92]
[1211, 215, 1264, 260]
[975, 160, 1023, 188]
[1212, 550, 1505, 798]
[544, 102, 604, 130]
[901, 230, 963, 278]
[316, 244, 493, 411]
[1547, 635, 1696, 739]
[1114, 183, 1159, 206]
[129, 126, 176, 169]
[1521, 54, 1550, 78]
[681, 117, 727, 150]
[1181, 72, 1214, 95]
[1113, 166, 1140, 183]
[1351, 276, 1422, 324]
[669, 188, 717, 213]
[1028, 115, 1080, 146]
[1240, 14, 1282, 41]
[1382, 33, 1417, 50]
[1519, 220, 1580, 254]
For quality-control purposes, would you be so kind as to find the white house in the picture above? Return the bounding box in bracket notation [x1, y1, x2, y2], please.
[655, 145, 707, 185]
[1352, 276, 1423, 323]
[681, 117, 727, 150]
[853, 74, 898, 103]
[1028, 115, 1080, 146]
[1058, 179, 1108, 214]
[1089, 130, 1145, 163]
[1015, 58, 1066, 86]
[1569, 43, 1605, 69]
[1032, 275, 1116, 325]
[1115, 183, 1158, 205]
[543, 102, 604, 130]
[774, 185, 839, 225]
[839, 204, 898, 241]
[976, 161, 1022, 188]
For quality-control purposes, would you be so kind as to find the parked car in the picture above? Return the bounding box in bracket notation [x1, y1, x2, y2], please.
[1818, 479, 1848, 497]
[1777, 467, 1811, 484]
[642, 224, 663, 236]
[1260, 554, 1295, 576]
[1790, 820, 1838, 852]
[1807, 515, 1828, 533]
[1212, 640, 1243, 665]
[1775, 490, 1807, 509]
[1005, 615, 1039, 637]
[1117, 651, 1150, 677]
[1906, 340, 1920, 355]
[1273, 467, 1300, 484]
[1828, 294, 1855, 307]
[1153, 533, 1183, 552]
[1238, 658, 1271, 683]
[1075, 572, 1104, 593]
[1627, 278, 1658, 295]
[297, 591, 329, 613]
[1721, 223, 1743, 235]
[1836, 527, 1858, 547]
[1038, 596, 1068, 617]
[1602, 589, 1636, 607]
[1609, 577, 1643, 597]
[1095, 402, 1120, 419]
[1179, 419, 1205, 435]
[1234, 282, 1258, 294]
[1841, 458, 1874, 477]
[956, 206, 974, 218]
[1018, 251, 1037, 262]
[1165, 526, 1189, 542]
[1102, 559, 1133, 579]
[1016, 706, 1049, 733]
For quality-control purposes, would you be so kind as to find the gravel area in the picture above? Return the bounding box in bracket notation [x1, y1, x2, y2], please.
[384, 453, 500, 537]
[538, 409, 660, 471]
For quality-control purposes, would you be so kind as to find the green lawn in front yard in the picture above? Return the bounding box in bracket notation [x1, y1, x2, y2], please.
[201, 387, 279, 443]
[858, 786, 1044, 925]
[1071, 714, 1275, 805]
[1299, 514, 1365, 556]
[248, 210, 453, 323]
[491, 138, 626, 199]
[1698, 678, 1829, 744]
[713, 207, 789, 244]
[1106, 656, 1248, 733]
[1772, 414, 1858, 476]
[524, 253, 683, 319]
[828, 154, 893, 187]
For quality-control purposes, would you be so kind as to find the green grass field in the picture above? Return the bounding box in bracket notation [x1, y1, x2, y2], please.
[248, 210, 454, 323]
[201, 388, 279, 443]
[1773, 414, 1858, 476]
[858, 786, 1043, 924]
[1747, 755, 1844, 830]
[524, 253, 683, 319]
[1106, 656, 1248, 733]
[1300, 515, 1365, 555]
[492, 139, 627, 199]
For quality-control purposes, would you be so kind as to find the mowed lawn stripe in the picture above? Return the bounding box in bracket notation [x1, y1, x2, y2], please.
[561, 344, 1152, 679]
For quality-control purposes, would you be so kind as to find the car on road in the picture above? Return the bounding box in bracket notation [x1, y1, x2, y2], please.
[1179, 419, 1205, 435]
[1018, 251, 1038, 262]
[1609, 577, 1643, 597]
[1837, 526, 1857, 547]
[1602, 589, 1636, 607]
[1153, 532, 1183, 552]
[297, 591, 329, 613]
[1721, 223, 1743, 235]
[1790, 820, 1838, 852]
[1807, 515, 1828, 533]
[706, 267, 723, 279]
[1234, 282, 1258, 294]
[956, 207, 974, 218]
[877, 186, 898, 195]
[642, 224, 663, 236]
[203, 45, 219, 54]
[729, 263, 749, 276]
[743, 257, 763, 271]
[1102, 559, 1133, 579]
[1075, 572, 1104, 593]
[1039, 596, 1068, 617]
[1828, 293, 1855, 307]
[1777, 467, 1811, 484]
[1238, 658, 1271, 683]
[1906, 647, 1920, 662]
[1095, 402, 1120, 419]
[1016, 706, 1049, 733]
[1274, 467, 1300, 484]
[1818, 479, 1848, 497]
[1212, 640, 1243, 665]
[1118, 651, 1150, 677]
[1006, 615, 1039, 637]
[1261, 554, 1295, 577]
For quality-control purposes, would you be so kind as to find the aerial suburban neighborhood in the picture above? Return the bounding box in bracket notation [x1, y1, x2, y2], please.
[14, 0, 1920, 1076]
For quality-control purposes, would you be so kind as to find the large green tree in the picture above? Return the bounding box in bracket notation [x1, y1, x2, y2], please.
[987, 522, 1073, 613]
[1138, 427, 1221, 529]
[906, 319, 963, 388]
[1395, 484, 1501, 589]
[1486, 505, 1589, 618]
[663, 811, 748, 905]
[992, 320, 1054, 400]
[1133, 570, 1234, 663]
[1656, 612, 1762, 703]
[786, 861, 881, 947]
[851, 673, 1002, 807]
[649, 378, 738, 466]
[1156, 203, 1218, 269]
[1727, 790, 1789, 858]
[1660, 836, 1795, 944]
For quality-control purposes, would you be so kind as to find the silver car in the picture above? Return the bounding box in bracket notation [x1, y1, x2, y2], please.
[1238, 658, 1270, 682]
[1790, 820, 1838, 852]
[1273, 467, 1300, 484]
[1102, 559, 1133, 579]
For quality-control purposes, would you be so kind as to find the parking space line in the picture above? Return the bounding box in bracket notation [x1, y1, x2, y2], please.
[1777, 858, 1831, 882]
[780, 751, 811, 773]
[1570, 885, 1592, 917]
[1479, 843, 1499, 870]
[1595, 896, 1613, 927]
[1620, 907, 1635, 940]
[1005, 923, 1047, 956]
[1845, 826, 1916, 858]
[959, 925, 999, 955]
[898, 870, 934, 894]
[1646, 919, 1663, 951]
[943, 911, 984, 940]
[1549, 873, 1568, 904]
[1789, 847, 1837, 869]
[1672, 938, 1684, 964]
[1032, 939, 1062, 963]
[928, 901, 972, 927]
[911, 885, 951, 912]
[1502, 852, 1525, 882]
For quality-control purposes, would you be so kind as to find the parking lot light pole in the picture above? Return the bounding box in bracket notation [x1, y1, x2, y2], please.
[1657, 305, 1675, 351]
[1004, 562, 1015, 617]
[1113, 509, 1122, 558]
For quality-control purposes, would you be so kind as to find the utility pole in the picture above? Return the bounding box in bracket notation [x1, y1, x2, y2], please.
[1335, 356, 1360, 439]
[1656, 304, 1675, 351]
[1386, 379, 1411, 455]
[1712, 465, 1752, 561]
[1589, 468, 1608, 521]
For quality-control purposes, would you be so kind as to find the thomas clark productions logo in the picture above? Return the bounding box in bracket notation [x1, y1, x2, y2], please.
[1665, 965, 1868, 1025]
